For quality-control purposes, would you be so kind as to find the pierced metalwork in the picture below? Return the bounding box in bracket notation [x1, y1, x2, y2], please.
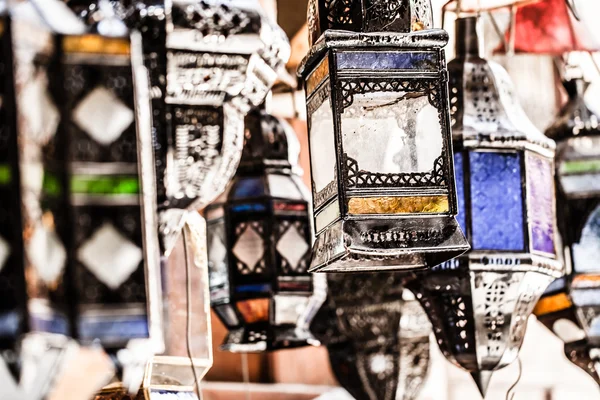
[346, 155, 446, 188]
[410, 17, 562, 395]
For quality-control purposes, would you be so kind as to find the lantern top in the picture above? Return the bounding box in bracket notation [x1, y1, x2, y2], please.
[545, 77, 600, 143]
[448, 17, 555, 155]
[238, 108, 301, 173]
[307, 0, 435, 47]
[298, 27, 448, 79]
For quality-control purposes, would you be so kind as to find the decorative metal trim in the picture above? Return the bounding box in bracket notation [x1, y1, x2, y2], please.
[346, 155, 446, 188]
[339, 78, 440, 110]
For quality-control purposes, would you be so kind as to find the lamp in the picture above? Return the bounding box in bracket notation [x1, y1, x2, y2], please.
[406, 17, 563, 396]
[205, 107, 321, 352]
[298, 0, 469, 273]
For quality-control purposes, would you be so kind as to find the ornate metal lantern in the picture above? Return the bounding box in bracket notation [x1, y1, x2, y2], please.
[205, 108, 320, 352]
[406, 17, 563, 396]
[534, 277, 600, 384]
[541, 72, 600, 384]
[10, 0, 168, 393]
[298, 0, 469, 273]
[311, 276, 430, 400]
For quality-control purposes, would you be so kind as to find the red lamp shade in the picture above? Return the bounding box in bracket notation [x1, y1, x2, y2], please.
[495, 0, 600, 54]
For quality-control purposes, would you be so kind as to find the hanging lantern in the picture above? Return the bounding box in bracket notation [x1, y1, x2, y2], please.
[298, 0, 469, 273]
[13, 0, 168, 393]
[205, 107, 321, 352]
[542, 73, 600, 384]
[407, 16, 562, 396]
[534, 277, 600, 384]
[310, 276, 430, 400]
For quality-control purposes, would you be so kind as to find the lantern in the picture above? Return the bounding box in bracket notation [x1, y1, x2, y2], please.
[534, 277, 600, 384]
[310, 276, 430, 400]
[205, 107, 321, 352]
[543, 73, 600, 384]
[406, 17, 562, 396]
[298, 0, 469, 273]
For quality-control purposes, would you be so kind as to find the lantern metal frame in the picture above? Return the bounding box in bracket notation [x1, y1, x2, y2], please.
[298, 29, 469, 273]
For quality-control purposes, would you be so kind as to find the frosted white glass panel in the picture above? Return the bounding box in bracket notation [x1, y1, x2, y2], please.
[341, 91, 442, 174]
[309, 97, 336, 197]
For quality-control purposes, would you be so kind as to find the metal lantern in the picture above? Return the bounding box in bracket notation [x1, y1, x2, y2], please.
[130, 0, 290, 213]
[310, 276, 430, 400]
[12, 0, 166, 393]
[205, 108, 320, 352]
[534, 277, 600, 384]
[407, 17, 563, 396]
[298, 0, 469, 273]
[544, 73, 600, 384]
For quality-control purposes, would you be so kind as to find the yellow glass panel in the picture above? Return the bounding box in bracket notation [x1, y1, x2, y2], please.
[236, 298, 269, 324]
[348, 196, 449, 214]
[533, 293, 572, 316]
[306, 56, 329, 96]
[63, 35, 130, 55]
[572, 274, 600, 287]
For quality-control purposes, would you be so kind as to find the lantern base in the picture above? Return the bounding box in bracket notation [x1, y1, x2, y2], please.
[220, 326, 320, 353]
[309, 217, 470, 273]
[564, 340, 600, 385]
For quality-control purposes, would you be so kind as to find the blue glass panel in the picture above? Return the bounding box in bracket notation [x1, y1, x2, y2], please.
[232, 177, 265, 198]
[231, 203, 267, 213]
[337, 52, 438, 70]
[30, 312, 69, 335]
[469, 151, 524, 251]
[149, 390, 198, 400]
[454, 152, 466, 232]
[235, 284, 272, 293]
[78, 315, 149, 340]
[544, 277, 566, 295]
[0, 311, 20, 338]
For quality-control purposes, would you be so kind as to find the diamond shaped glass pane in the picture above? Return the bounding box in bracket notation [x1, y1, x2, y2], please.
[276, 224, 309, 272]
[0, 236, 9, 273]
[28, 225, 66, 284]
[73, 87, 134, 146]
[77, 223, 142, 290]
[232, 226, 264, 273]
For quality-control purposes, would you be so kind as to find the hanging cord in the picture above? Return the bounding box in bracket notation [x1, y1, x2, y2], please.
[505, 357, 523, 400]
[566, 0, 580, 21]
[182, 227, 202, 399]
[241, 353, 251, 400]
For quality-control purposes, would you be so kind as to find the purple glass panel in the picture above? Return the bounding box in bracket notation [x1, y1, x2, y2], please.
[336, 51, 438, 70]
[526, 153, 556, 255]
[469, 151, 525, 251]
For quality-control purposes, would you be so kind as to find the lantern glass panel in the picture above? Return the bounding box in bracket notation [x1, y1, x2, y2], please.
[273, 295, 310, 325]
[207, 219, 230, 302]
[309, 94, 337, 202]
[213, 304, 240, 328]
[237, 298, 270, 323]
[573, 205, 600, 273]
[341, 91, 443, 175]
[526, 153, 556, 255]
[268, 174, 303, 200]
[558, 136, 600, 195]
[469, 151, 524, 251]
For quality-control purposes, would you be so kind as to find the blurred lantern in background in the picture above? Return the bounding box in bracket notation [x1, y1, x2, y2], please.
[298, 0, 469, 273]
[206, 107, 322, 352]
[407, 16, 563, 397]
[0, 2, 84, 399]
[310, 276, 430, 400]
[35, 0, 165, 393]
[543, 67, 600, 386]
